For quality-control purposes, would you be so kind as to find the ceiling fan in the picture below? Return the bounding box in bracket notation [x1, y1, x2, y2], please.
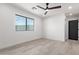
[37, 3, 61, 15]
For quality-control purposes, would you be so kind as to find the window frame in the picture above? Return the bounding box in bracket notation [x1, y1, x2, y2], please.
[26, 17, 34, 31]
[16, 14, 34, 31]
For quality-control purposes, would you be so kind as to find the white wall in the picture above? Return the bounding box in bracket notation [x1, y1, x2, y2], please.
[0, 3, 66, 49]
[43, 14, 66, 41]
[0, 4, 43, 49]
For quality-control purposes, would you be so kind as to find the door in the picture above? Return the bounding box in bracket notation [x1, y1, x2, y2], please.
[69, 20, 78, 40]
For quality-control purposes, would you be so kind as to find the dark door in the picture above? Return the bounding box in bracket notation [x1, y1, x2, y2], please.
[69, 20, 78, 40]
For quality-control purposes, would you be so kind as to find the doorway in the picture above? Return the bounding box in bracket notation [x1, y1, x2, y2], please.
[68, 20, 78, 40]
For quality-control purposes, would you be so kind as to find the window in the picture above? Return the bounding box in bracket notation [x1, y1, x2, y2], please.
[27, 18, 34, 31]
[16, 14, 34, 31]
[16, 15, 26, 31]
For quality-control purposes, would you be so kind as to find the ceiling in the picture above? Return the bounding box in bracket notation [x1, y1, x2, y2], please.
[12, 3, 79, 18]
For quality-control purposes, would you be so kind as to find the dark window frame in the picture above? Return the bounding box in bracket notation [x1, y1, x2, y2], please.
[16, 14, 34, 31]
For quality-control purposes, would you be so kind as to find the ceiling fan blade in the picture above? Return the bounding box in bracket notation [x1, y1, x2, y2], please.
[48, 5, 61, 10]
[37, 5, 46, 10]
[44, 11, 48, 15]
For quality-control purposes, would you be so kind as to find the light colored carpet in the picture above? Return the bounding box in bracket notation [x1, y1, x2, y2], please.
[0, 39, 79, 55]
